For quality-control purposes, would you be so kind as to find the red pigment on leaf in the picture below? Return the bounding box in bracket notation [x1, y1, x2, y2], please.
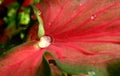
[38, 0, 120, 73]
[30, 0, 120, 63]
[1, 0, 16, 7]
[22, 0, 34, 7]
[0, 41, 45, 76]
[28, 23, 39, 41]
[1, 0, 120, 75]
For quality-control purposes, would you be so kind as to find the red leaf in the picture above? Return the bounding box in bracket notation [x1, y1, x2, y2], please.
[22, 0, 34, 7]
[1, 0, 16, 6]
[2, 0, 120, 75]
[37, 0, 120, 74]
[0, 41, 45, 76]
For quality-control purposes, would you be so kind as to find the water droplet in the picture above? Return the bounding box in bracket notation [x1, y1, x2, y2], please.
[90, 15, 97, 20]
[38, 36, 52, 48]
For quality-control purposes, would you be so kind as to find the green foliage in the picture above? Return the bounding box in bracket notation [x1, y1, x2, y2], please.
[107, 59, 120, 76]
[34, 0, 40, 4]
[18, 8, 30, 25]
[0, 0, 3, 4]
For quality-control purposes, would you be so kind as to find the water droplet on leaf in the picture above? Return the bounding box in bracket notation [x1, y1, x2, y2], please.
[38, 36, 52, 48]
[90, 15, 96, 20]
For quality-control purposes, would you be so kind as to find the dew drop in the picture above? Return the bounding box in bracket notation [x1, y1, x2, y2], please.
[90, 15, 97, 20]
[38, 36, 52, 48]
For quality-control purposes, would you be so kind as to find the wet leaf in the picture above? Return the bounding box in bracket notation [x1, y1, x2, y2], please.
[38, 0, 120, 75]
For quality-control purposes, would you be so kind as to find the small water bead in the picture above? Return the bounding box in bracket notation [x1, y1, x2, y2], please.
[38, 36, 52, 48]
[90, 15, 97, 20]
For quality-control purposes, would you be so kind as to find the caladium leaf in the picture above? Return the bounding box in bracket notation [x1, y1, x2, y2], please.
[36, 0, 120, 75]
[1, 0, 120, 76]
[44, 52, 65, 76]
[36, 54, 52, 76]
[1, 0, 16, 7]
[0, 41, 45, 76]
[22, 0, 34, 7]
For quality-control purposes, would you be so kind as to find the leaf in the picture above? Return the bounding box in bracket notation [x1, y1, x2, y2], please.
[36, 54, 52, 76]
[0, 41, 45, 76]
[39, 0, 120, 75]
[45, 52, 65, 76]
[1, 0, 16, 6]
[22, 0, 33, 7]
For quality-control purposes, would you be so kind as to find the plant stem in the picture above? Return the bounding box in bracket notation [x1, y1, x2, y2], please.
[31, 5, 45, 38]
